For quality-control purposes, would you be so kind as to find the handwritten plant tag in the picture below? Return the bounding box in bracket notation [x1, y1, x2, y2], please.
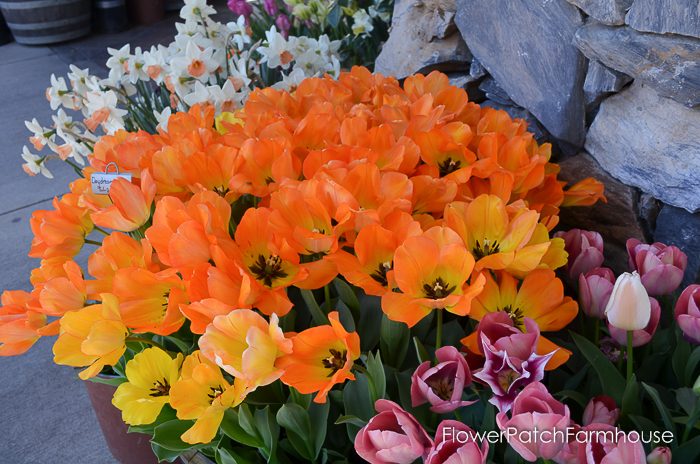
[91, 163, 132, 194]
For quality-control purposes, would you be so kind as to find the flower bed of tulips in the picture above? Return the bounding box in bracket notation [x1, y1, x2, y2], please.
[3, 64, 700, 464]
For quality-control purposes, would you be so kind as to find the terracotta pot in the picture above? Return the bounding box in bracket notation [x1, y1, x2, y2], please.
[84, 380, 159, 464]
[125, 0, 164, 25]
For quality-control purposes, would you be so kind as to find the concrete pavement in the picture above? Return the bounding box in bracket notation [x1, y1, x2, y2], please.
[0, 5, 233, 461]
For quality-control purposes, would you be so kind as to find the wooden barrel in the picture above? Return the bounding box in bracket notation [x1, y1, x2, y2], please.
[94, 0, 127, 33]
[0, 0, 91, 45]
[165, 0, 182, 12]
[0, 9, 12, 44]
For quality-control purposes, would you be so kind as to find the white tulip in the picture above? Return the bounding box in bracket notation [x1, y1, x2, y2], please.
[605, 271, 651, 331]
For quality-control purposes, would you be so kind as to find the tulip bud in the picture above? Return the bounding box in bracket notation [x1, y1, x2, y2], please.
[605, 272, 651, 331]
[582, 395, 619, 426]
[647, 446, 672, 464]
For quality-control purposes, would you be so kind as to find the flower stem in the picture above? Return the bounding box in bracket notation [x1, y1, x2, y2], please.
[93, 225, 110, 236]
[626, 330, 633, 383]
[84, 239, 102, 246]
[435, 308, 443, 350]
[324, 284, 331, 312]
[126, 336, 166, 351]
[593, 319, 600, 346]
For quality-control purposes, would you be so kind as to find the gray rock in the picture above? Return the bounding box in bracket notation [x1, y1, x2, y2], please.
[558, 152, 646, 274]
[583, 60, 632, 109]
[626, 0, 700, 39]
[375, 0, 471, 79]
[585, 82, 700, 213]
[469, 57, 486, 81]
[638, 193, 661, 238]
[566, 0, 633, 25]
[455, 0, 587, 147]
[574, 23, 700, 107]
[654, 205, 700, 286]
[479, 77, 513, 106]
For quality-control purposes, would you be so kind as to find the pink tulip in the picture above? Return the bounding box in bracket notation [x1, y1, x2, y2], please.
[578, 267, 615, 319]
[496, 382, 570, 462]
[263, 0, 278, 16]
[555, 229, 605, 280]
[227, 0, 253, 17]
[474, 312, 555, 413]
[275, 14, 291, 37]
[608, 297, 660, 347]
[675, 284, 700, 344]
[582, 396, 619, 426]
[354, 399, 433, 464]
[626, 239, 687, 296]
[646, 446, 672, 464]
[555, 424, 646, 464]
[426, 420, 489, 464]
[411, 346, 476, 413]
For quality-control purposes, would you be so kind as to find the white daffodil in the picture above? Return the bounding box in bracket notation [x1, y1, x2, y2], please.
[225, 16, 251, 51]
[46, 74, 73, 110]
[180, 0, 216, 22]
[67, 65, 93, 99]
[105, 44, 131, 83]
[368, 5, 391, 23]
[258, 27, 295, 70]
[21, 146, 53, 178]
[182, 81, 213, 107]
[154, 107, 173, 132]
[84, 90, 127, 134]
[171, 41, 217, 81]
[127, 47, 149, 84]
[352, 9, 374, 36]
[25, 118, 57, 152]
[272, 67, 306, 91]
[142, 45, 169, 84]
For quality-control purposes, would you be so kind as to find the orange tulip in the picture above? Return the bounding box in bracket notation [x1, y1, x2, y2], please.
[90, 169, 156, 232]
[145, 190, 233, 272]
[38, 260, 87, 316]
[52, 293, 128, 379]
[0, 290, 48, 356]
[279, 311, 360, 403]
[29, 193, 93, 260]
[229, 138, 300, 198]
[462, 269, 578, 369]
[234, 207, 308, 316]
[86, 232, 157, 296]
[199, 309, 292, 389]
[444, 195, 552, 274]
[112, 268, 187, 335]
[381, 227, 485, 327]
[331, 211, 422, 296]
[562, 177, 607, 207]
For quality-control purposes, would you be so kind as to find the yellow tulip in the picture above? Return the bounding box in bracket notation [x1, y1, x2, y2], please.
[112, 347, 183, 425]
[605, 271, 651, 331]
[52, 293, 128, 380]
[170, 351, 248, 444]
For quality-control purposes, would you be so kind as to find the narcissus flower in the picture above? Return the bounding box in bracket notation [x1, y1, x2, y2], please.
[381, 226, 485, 327]
[112, 347, 183, 425]
[52, 293, 128, 379]
[170, 351, 248, 444]
[199, 309, 292, 389]
[464, 269, 577, 369]
[279, 311, 360, 403]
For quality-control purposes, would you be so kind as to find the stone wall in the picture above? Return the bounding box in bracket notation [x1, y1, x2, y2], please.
[376, 0, 700, 283]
